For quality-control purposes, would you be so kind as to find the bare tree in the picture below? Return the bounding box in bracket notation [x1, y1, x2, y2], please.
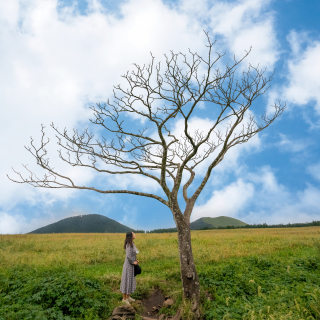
[8, 33, 285, 316]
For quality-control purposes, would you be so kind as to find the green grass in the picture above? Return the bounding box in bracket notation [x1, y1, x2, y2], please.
[0, 228, 319, 319]
[200, 249, 320, 319]
[0, 268, 115, 320]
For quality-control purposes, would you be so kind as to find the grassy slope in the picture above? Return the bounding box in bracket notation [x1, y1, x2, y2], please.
[1, 227, 318, 277]
[202, 216, 248, 227]
[1, 227, 319, 319]
[189, 218, 212, 230]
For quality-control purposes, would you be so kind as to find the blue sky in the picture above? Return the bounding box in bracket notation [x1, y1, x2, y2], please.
[1, 0, 320, 233]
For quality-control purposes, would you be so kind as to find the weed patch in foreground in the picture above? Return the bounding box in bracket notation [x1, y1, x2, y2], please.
[200, 256, 320, 319]
[0, 269, 115, 320]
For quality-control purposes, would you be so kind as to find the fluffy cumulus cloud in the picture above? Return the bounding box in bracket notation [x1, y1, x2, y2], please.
[282, 31, 320, 114]
[167, 113, 262, 189]
[207, 0, 278, 69]
[0, 209, 93, 234]
[7, 0, 319, 233]
[191, 179, 255, 220]
[0, 212, 26, 234]
[0, 0, 204, 210]
[179, 0, 278, 69]
[0, 0, 278, 204]
[192, 166, 320, 224]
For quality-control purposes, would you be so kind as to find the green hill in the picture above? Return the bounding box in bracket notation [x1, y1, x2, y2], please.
[190, 216, 247, 230]
[29, 214, 135, 234]
[189, 218, 213, 230]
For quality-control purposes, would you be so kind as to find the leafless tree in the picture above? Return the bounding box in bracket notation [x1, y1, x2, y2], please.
[8, 33, 285, 316]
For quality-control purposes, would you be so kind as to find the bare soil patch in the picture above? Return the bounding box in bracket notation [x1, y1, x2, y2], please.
[141, 289, 165, 319]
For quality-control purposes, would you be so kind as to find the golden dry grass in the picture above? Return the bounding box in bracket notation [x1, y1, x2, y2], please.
[0, 227, 319, 277]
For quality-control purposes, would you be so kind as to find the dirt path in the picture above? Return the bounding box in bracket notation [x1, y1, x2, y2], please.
[141, 289, 165, 319]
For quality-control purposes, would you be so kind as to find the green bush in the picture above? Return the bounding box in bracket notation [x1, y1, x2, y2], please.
[0, 269, 114, 320]
[200, 257, 320, 319]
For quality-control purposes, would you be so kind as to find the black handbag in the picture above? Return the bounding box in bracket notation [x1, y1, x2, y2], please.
[134, 264, 141, 277]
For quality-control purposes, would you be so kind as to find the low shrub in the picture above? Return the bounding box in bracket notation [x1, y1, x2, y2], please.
[0, 269, 114, 319]
[200, 257, 320, 319]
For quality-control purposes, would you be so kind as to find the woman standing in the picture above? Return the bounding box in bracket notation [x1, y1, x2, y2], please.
[120, 232, 139, 303]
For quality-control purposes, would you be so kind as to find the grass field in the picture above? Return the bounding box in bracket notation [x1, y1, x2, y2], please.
[1, 227, 320, 319]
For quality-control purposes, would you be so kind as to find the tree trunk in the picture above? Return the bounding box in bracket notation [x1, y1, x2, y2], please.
[172, 204, 201, 317]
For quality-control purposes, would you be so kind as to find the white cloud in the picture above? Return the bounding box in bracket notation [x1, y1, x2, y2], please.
[307, 162, 320, 182]
[0, 0, 282, 233]
[105, 173, 160, 192]
[0, 210, 55, 234]
[0, 212, 26, 234]
[158, 110, 262, 193]
[0, 0, 205, 209]
[283, 31, 320, 114]
[169, 0, 279, 69]
[286, 30, 309, 56]
[192, 179, 255, 221]
[192, 166, 320, 224]
[0, 209, 102, 234]
[206, 0, 278, 69]
[245, 184, 320, 225]
[172, 111, 262, 165]
[277, 133, 309, 153]
[118, 204, 139, 230]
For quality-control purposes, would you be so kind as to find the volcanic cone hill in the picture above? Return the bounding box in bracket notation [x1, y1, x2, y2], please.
[29, 214, 134, 234]
[190, 216, 247, 230]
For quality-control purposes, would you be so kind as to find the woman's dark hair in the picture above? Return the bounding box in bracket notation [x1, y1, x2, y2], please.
[124, 232, 133, 249]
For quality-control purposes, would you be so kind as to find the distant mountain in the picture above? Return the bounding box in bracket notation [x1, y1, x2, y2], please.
[190, 216, 247, 230]
[29, 214, 135, 234]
